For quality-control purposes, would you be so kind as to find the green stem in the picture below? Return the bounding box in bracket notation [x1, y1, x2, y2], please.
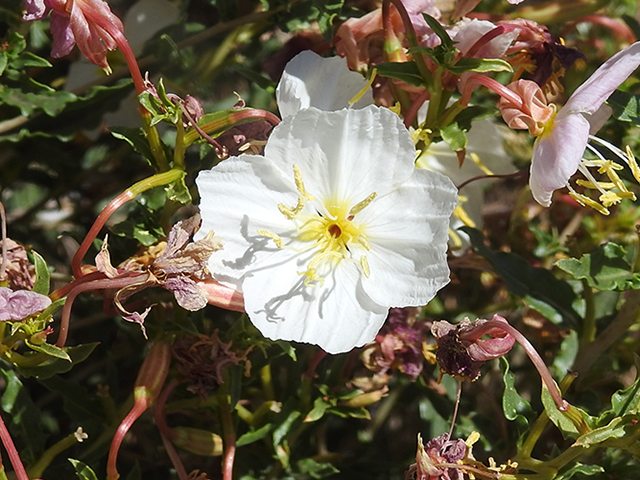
[580, 280, 596, 345]
[28, 430, 85, 479]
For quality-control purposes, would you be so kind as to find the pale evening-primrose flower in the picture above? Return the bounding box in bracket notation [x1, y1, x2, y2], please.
[195, 106, 457, 354]
[529, 41, 640, 210]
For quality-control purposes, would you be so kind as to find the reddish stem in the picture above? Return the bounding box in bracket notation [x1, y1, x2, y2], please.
[0, 200, 7, 282]
[0, 413, 30, 480]
[56, 273, 148, 348]
[403, 89, 430, 128]
[465, 24, 520, 58]
[460, 74, 526, 110]
[72, 190, 135, 278]
[154, 380, 188, 480]
[107, 393, 149, 480]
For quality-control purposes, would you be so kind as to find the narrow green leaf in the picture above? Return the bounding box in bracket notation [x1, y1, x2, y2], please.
[25, 340, 71, 361]
[236, 423, 273, 447]
[500, 357, 532, 423]
[69, 459, 100, 480]
[374, 61, 425, 87]
[18, 342, 99, 379]
[30, 250, 50, 295]
[447, 57, 512, 74]
[422, 13, 454, 49]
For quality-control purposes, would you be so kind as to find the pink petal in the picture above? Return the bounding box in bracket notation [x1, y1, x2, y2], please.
[50, 12, 76, 58]
[565, 41, 640, 116]
[530, 113, 590, 206]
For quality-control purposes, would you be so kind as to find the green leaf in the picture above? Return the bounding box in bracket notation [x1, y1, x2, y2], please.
[1, 369, 47, 463]
[305, 397, 332, 423]
[273, 409, 301, 447]
[556, 242, 640, 291]
[296, 458, 340, 478]
[30, 250, 50, 295]
[446, 57, 512, 75]
[374, 61, 425, 87]
[574, 414, 639, 447]
[39, 375, 105, 423]
[422, 13, 453, 49]
[598, 356, 640, 426]
[608, 89, 640, 125]
[0, 87, 77, 117]
[10, 51, 52, 69]
[25, 339, 71, 361]
[236, 423, 273, 447]
[556, 463, 604, 480]
[500, 357, 532, 424]
[111, 127, 155, 166]
[165, 171, 191, 204]
[464, 227, 581, 328]
[541, 390, 577, 437]
[18, 342, 99, 379]
[440, 122, 467, 152]
[69, 459, 100, 480]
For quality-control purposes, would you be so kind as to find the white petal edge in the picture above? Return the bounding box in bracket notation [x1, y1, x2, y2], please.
[276, 50, 373, 118]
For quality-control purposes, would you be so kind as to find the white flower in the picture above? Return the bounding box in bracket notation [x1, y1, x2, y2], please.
[196, 105, 457, 353]
[275, 50, 373, 117]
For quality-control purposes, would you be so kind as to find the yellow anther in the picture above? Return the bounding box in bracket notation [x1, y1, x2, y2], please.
[293, 164, 314, 201]
[348, 68, 377, 105]
[465, 431, 480, 447]
[599, 191, 623, 208]
[360, 256, 370, 278]
[257, 230, 284, 248]
[576, 180, 615, 190]
[469, 153, 494, 176]
[568, 186, 610, 215]
[278, 198, 305, 219]
[626, 146, 640, 184]
[358, 235, 371, 250]
[298, 267, 324, 287]
[349, 192, 377, 216]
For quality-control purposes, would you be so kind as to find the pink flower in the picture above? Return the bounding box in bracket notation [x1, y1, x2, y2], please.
[23, 0, 125, 70]
[530, 41, 640, 207]
[0, 287, 52, 322]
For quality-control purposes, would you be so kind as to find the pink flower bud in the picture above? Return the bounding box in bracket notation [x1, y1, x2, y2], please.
[499, 79, 555, 136]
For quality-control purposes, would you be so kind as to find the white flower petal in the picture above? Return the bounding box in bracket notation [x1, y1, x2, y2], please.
[265, 106, 416, 202]
[530, 113, 590, 206]
[276, 50, 373, 118]
[358, 169, 457, 306]
[243, 258, 387, 354]
[196, 155, 301, 282]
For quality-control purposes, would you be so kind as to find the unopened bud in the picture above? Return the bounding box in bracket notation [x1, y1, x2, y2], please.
[338, 387, 388, 408]
[172, 427, 223, 456]
[134, 341, 171, 404]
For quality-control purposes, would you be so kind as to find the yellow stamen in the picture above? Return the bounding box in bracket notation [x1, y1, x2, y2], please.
[568, 186, 610, 215]
[349, 192, 377, 216]
[469, 152, 493, 176]
[360, 256, 370, 278]
[626, 146, 640, 184]
[348, 68, 377, 105]
[258, 230, 284, 248]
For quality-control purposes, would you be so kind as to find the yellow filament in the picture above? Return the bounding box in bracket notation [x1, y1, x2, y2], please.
[469, 153, 493, 176]
[568, 186, 610, 215]
[348, 68, 377, 105]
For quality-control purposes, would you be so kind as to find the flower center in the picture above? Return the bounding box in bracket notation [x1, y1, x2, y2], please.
[258, 164, 375, 287]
